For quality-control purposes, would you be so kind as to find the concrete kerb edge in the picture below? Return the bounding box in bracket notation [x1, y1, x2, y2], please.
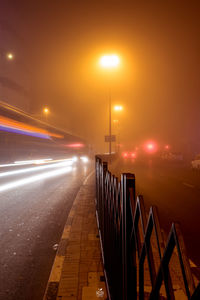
[43, 170, 94, 300]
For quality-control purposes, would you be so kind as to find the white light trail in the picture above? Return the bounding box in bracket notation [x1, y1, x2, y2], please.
[0, 166, 73, 192]
[14, 158, 53, 165]
[0, 163, 17, 168]
[0, 159, 74, 178]
[0, 158, 53, 168]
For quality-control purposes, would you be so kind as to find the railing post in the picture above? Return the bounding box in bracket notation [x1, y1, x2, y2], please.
[121, 173, 135, 300]
[101, 161, 108, 251]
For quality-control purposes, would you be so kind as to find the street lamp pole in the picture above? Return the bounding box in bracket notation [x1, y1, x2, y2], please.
[109, 89, 112, 157]
[113, 105, 123, 154]
[99, 54, 120, 159]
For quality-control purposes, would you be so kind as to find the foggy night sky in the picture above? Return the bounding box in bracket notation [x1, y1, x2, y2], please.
[1, 0, 200, 153]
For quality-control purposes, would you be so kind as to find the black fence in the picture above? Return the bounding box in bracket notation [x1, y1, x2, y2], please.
[95, 156, 200, 300]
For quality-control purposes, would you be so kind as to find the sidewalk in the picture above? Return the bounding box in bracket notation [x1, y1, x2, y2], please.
[43, 170, 108, 300]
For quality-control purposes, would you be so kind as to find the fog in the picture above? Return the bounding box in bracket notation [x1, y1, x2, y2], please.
[1, 0, 200, 154]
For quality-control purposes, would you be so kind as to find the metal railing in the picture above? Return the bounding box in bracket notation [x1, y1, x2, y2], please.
[95, 156, 200, 300]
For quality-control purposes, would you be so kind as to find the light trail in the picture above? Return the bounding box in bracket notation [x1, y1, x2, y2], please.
[0, 163, 19, 168]
[0, 159, 74, 178]
[0, 116, 64, 139]
[14, 158, 53, 165]
[0, 158, 53, 168]
[0, 156, 89, 192]
[0, 166, 73, 192]
[0, 157, 77, 168]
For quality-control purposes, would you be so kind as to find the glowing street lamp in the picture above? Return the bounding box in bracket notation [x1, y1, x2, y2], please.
[114, 105, 123, 111]
[99, 54, 120, 157]
[43, 107, 49, 122]
[43, 107, 49, 114]
[100, 55, 120, 68]
[6, 53, 14, 60]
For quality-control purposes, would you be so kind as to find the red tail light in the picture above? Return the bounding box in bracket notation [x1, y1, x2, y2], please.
[123, 152, 128, 158]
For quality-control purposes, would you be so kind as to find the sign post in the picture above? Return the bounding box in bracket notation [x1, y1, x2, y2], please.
[104, 135, 116, 143]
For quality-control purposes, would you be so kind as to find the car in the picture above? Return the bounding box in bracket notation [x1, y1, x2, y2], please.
[122, 151, 136, 159]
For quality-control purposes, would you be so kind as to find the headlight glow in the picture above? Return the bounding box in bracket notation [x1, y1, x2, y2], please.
[80, 156, 89, 163]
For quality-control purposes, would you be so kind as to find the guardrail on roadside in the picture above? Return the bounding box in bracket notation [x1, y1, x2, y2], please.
[95, 156, 200, 300]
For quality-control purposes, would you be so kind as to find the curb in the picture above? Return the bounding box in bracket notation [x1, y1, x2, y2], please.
[43, 170, 94, 300]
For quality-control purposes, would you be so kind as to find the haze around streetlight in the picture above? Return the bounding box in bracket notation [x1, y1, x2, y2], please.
[1, 1, 200, 155]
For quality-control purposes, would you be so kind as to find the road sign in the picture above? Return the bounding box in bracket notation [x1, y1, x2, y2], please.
[104, 135, 116, 142]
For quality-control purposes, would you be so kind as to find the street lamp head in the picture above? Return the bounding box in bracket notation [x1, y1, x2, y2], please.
[7, 53, 14, 60]
[100, 54, 120, 68]
[43, 107, 49, 114]
[114, 105, 123, 111]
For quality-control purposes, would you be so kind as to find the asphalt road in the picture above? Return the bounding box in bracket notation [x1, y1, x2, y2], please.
[110, 158, 200, 267]
[0, 158, 93, 300]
